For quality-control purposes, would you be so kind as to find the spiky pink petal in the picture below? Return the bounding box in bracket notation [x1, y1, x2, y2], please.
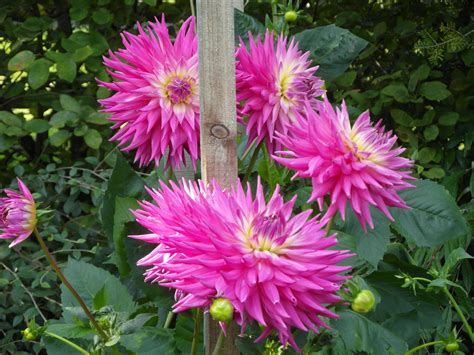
[99, 16, 199, 169]
[131, 178, 351, 349]
[274, 99, 414, 230]
[0, 179, 36, 247]
[235, 31, 325, 155]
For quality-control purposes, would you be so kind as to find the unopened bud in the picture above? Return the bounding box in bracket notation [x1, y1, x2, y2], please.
[22, 328, 37, 341]
[351, 290, 375, 313]
[210, 298, 234, 322]
[284, 11, 298, 22]
[445, 342, 459, 352]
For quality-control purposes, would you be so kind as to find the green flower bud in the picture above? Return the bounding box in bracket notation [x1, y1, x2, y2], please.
[22, 328, 37, 341]
[351, 289, 375, 313]
[284, 11, 298, 22]
[210, 298, 234, 322]
[445, 342, 459, 352]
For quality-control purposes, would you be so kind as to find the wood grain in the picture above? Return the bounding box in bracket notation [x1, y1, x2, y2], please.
[197, 0, 242, 354]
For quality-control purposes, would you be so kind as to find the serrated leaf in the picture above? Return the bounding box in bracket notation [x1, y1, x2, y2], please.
[120, 327, 177, 355]
[60, 94, 81, 113]
[61, 259, 136, 321]
[28, 58, 50, 89]
[390, 109, 412, 127]
[333, 310, 408, 354]
[391, 180, 470, 247]
[234, 9, 265, 43]
[419, 81, 451, 101]
[50, 110, 78, 128]
[381, 83, 410, 103]
[46, 322, 94, 339]
[294, 24, 368, 81]
[8, 50, 35, 71]
[441, 248, 473, 278]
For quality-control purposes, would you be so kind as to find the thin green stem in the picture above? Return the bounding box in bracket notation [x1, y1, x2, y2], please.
[191, 309, 203, 355]
[324, 215, 335, 236]
[242, 142, 262, 184]
[211, 328, 225, 355]
[411, 277, 432, 283]
[44, 331, 90, 355]
[33, 229, 108, 341]
[164, 311, 175, 329]
[190, 0, 195, 17]
[443, 287, 474, 343]
[405, 340, 444, 355]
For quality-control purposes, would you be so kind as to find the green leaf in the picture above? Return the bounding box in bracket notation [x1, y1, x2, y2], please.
[423, 167, 445, 179]
[57, 56, 77, 82]
[408, 64, 430, 92]
[69, 7, 88, 21]
[84, 129, 102, 149]
[294, 24, 368, 81]
[333, 310, 408, 354]
[8, 50, 35, 71]
[119, 314, 156, 334]
[390, 109, 412, 127]
[417, 147, 436, 164]
[49, 130, 71, 146]
[92, 9, 113, 25]
[441, 248, 473, 277]
[85, 112, 109, 125]
[391, 180, 470, 247]
[24, 119, 50, 133]
[73, 46, 93, 62]
[101, 152, 144, 244]
[234, 9, 265, 43]
[423, 125, 439, 141]
[338, 208, 391, 268]
[438, 112, 459, 126]
[28, 58, 50, 89]
[112, 197, 138, 277]
[93, 285, 108, 310]
[174, 314, 204, 355]
[61, 259, 136, 319]
[419, 81, 451, 101]
[381, 83, 410, 103]
[120, 327, 177, 355]
[46, 321, 94, 339]
[60, 94, 82, 113]
[50, 110, 78, 128]
[0, 111, 22, 127]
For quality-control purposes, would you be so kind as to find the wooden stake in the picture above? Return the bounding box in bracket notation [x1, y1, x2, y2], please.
[197, 0, 241, 354]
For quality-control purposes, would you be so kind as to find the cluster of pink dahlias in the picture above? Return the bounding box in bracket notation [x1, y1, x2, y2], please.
[0, 179, 36, 247]
[100, 16, 325, 168]
[132, 179, 351, 349]
[98, 13, 415, 351]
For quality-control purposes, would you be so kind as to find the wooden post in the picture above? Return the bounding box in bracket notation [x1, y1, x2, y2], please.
[197, 0, 241, 354]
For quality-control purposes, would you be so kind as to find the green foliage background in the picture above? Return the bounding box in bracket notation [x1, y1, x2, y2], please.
[0, 0, 473, 354]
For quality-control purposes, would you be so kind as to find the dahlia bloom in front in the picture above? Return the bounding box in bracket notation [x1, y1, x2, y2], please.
[236, 31, 324, 155]
[131, 179, 351, 350]
[99, 16, 199, 169]
[274, 99, 414, 230]
[0, 179, 36, 247]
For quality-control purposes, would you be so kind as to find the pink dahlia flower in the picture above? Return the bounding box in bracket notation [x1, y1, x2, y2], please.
[0, 179, 37, 247]
[274, 99, 414, 230]
[131, 178, 351, 349]
[236, 31, 324, 155]
[99, 16, 199, 169]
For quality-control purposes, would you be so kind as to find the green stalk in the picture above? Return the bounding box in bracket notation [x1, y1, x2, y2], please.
[44, 331, 90, 355]
[242, 142, 262, 184]
[191, 309, 203, 355]
[404, 340, 444, 355]
[33, 229, 108, 341]
[210, 328, 225, 355]
[324, 215, 335, 236]
[442, 287, 474, 343]
[164, 311, 175, 329]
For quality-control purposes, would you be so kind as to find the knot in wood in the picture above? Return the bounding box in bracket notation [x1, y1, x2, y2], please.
[210, 124, 229, 139]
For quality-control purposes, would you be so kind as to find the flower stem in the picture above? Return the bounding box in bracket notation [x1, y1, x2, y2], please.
[211, 327, 225, 355]
[164, 311, 175, 329]
[324, 215, 335, 236]
[242, 142, 262, 184]
[442, 287, 474, 343]
[191, 309, 203, 355]
[33, 228, 108, 341]
[44, 331, 90, 355]
[404, 340, 444, 355]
